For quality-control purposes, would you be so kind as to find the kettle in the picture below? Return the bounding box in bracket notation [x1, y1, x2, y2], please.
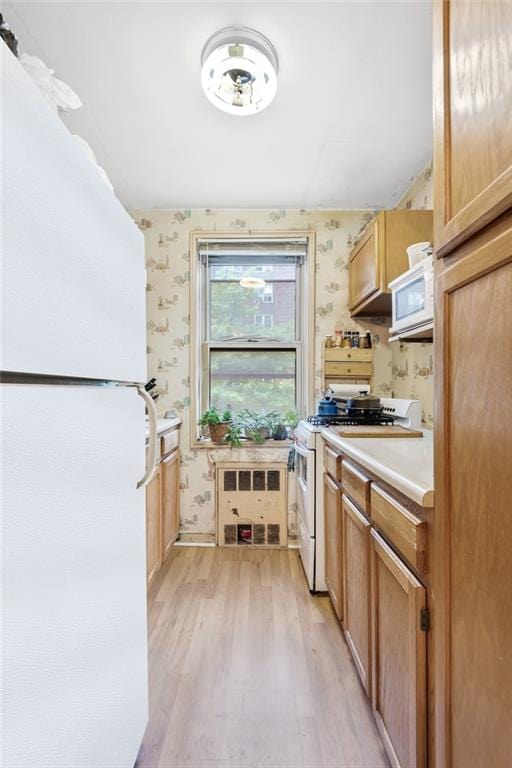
[317, 395, 338, 417]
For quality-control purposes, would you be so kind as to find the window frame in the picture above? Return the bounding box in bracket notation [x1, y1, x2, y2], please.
[189, 230, 315, 447]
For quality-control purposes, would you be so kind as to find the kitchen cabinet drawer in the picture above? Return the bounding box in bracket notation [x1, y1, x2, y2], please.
[161, 428, 179, 456]
[371, 485, 427, 574]
[341, 460, 371, 515]
[323, 444, 342, 483]
[371, 530, 427, 768]
[342, 494, 372, 694]
[324, 348, 373, 363]
[324, 473, 343, 621]
[324, 361, 373, 378]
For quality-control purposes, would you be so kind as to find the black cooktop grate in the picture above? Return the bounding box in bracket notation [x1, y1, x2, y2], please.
[307, 411, 396, 427]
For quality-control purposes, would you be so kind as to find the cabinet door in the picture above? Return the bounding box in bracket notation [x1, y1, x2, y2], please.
[433, 0, 512, 256]
[371, 530, 426, 768]
[342, 494, 371, 694]
[434, 217, 512, 767]
[161, 449, 180, 560]
[145, 466, 161, 587]
[323, 473, 343, 621]
[349, 217, 380, 310]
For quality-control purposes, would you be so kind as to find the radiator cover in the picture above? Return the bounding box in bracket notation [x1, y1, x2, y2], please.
[216, 462, 288, 547]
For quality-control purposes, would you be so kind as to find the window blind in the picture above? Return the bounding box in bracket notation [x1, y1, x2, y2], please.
[198, 238, 307, 264]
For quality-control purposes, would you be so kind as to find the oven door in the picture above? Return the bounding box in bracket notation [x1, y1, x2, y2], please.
[295, 441, 315, 537]
[294, 440, 316, 590]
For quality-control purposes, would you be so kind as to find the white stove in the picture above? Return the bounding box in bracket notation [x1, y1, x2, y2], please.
[293, 397, 422, 592]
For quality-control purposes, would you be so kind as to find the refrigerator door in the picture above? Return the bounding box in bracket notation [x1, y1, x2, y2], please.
[2, 383, 148, 768]
[1, 48, 146, 382]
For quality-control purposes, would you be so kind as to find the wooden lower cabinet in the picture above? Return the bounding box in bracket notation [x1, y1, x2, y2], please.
[145, 465, 162, 587]
[323, 472, 343, 621]
[342, 493, 371, 694]
[161, 449, 180, 560]
[370, 529, 427, 768]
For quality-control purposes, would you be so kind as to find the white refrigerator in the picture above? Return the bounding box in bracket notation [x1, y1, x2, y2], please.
[1, 47, 152, 767]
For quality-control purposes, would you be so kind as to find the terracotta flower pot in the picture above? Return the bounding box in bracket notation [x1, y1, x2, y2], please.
[208, 422, 230, 444]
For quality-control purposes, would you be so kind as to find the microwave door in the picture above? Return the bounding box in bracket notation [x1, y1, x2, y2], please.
[395, 276, 426, 330]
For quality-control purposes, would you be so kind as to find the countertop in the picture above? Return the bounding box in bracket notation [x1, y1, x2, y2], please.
[321, 427, 434, 507]
[145, 416, 182, 439]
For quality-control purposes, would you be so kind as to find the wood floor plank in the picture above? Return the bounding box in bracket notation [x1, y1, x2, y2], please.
[136, 547, 388, 768]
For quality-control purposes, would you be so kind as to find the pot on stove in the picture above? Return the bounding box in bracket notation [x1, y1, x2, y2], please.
[343, 391, 382, 411]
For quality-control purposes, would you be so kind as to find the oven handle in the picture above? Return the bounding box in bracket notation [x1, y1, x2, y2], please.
[294, 441, 313, 459]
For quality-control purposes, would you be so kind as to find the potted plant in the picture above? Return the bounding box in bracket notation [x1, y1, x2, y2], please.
[282, 410, 300, 438]
[239, 410, 279, 442]
[225, 423, 243, 448]
[283, 410, 300, 429]
[198, 407, 232, 444]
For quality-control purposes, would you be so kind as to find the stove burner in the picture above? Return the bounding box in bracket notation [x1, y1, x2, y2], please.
[307, 410, 396, 427]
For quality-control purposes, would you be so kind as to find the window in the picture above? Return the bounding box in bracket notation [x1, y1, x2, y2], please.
[254, 313, 273, 328]
[190, 234, 314, 438]
[262, 286, 273, 303]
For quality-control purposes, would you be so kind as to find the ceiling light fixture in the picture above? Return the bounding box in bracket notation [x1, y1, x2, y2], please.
[201, 27, 278, 116]
[240, 277, 265, 288]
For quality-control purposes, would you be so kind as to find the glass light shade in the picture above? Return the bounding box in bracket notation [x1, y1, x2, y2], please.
[239, 277, 266, 288]
[201, 27, 278, 116]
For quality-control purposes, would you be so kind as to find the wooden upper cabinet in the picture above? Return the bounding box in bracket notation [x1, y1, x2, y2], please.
[349, 210, 433, 316]
[434, 0, 512, 256]
[324, 473, 343, 621]
[371, 530, 427, 768]
[342, 494, 371, 695]
[161, 448, 180, 561]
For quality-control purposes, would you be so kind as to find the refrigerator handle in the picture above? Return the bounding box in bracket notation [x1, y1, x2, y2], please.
[133, 384, 158, 490]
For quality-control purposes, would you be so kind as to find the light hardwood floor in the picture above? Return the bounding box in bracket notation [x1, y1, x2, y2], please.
[136, 546, 389, 768]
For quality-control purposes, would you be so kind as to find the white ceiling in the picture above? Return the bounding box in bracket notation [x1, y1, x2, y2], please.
[2, 1, 433, 210]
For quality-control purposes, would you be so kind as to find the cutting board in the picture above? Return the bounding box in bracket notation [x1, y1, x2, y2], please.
[332, 425, 423, 438]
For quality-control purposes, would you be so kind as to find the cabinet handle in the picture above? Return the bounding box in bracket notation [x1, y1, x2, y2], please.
[134, 384, 158, 490]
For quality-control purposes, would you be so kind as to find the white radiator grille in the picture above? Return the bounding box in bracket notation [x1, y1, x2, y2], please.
[216, 462, 287, 548]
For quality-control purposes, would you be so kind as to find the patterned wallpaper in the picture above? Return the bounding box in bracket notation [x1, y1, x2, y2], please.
[392, 162, 434, 427]
[131, 208, 393, 537]
[132, 165, 433, 536]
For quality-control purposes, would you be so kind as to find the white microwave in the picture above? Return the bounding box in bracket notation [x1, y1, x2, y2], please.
[389, 259, 434, 335]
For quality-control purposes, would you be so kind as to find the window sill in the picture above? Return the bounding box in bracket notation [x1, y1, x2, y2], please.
[192, 438, 294, 450]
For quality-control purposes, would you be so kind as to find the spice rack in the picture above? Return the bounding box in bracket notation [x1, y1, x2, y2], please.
[323, 345, 373, 388]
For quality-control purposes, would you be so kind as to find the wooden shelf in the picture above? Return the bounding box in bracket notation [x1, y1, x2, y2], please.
[323, 346, 374, 387]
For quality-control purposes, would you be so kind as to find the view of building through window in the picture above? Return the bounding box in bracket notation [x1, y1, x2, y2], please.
[207, 261, 299, 415]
